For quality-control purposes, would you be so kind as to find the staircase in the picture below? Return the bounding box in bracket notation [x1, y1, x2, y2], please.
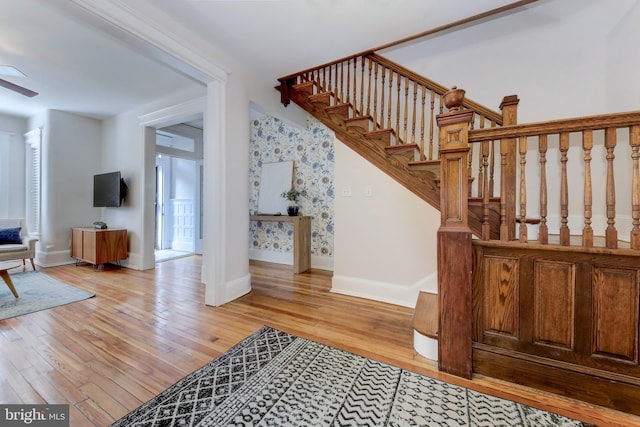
[277, 53, 640, 416]
[276, 53, 506, 239]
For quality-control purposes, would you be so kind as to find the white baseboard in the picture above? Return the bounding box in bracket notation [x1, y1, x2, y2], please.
[249, 249, 292, 265]
[331, 272, 437, 308]
[249, 249, 334, 271]
[35, 249, 75, 267]
[223, 273, 252, 304]
[35, 249, 138, 270]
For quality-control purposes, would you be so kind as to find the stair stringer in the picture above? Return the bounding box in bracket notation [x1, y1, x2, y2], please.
[286, 82, 498, 238]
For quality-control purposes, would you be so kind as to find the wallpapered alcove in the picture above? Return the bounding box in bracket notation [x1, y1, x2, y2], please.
[249, 115, 335, 269]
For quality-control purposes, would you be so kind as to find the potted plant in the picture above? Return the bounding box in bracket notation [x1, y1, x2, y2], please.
[281, 187, 300, 216]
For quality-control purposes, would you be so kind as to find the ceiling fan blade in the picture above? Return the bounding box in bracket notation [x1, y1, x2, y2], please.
[0, 78, 38, 97]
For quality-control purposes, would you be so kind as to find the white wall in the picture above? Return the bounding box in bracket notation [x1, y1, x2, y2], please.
[384, 0, 626, 121]
[0, 114, 28, 219]
[331, 0, 640, 309]
[27, 110, 102, 266]
[333, 142, 440, 308]
[101, 87, 205, 270]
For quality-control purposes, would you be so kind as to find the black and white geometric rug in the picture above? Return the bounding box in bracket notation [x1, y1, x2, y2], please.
[111, 326, 593, 426]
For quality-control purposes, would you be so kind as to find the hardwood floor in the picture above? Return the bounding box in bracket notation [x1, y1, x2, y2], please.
[1, 257, 638, 426]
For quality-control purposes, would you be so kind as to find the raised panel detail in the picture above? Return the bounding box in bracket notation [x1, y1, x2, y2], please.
[533, 260, 575, 349]
[592, 267, 640, 363]
[483, 256, 519, 337]
[444, 157, 462, 222]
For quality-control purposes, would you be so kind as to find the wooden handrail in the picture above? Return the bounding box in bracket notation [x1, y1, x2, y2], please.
[278, 52, 372, 84]
[469, 110, 640, 142]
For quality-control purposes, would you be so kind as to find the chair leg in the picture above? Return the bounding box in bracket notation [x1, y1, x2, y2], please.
[30, 258, 36, 271]
[22, 259, 26, 272]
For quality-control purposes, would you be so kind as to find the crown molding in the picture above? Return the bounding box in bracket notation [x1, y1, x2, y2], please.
[68, 0, 228, 83]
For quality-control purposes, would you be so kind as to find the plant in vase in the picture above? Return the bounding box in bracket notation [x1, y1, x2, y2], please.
[281, 187, 300, 216]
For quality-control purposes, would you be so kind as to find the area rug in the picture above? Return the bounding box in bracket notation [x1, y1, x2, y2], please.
[112, 326, 593, 427]
[0, 270, 95, 320]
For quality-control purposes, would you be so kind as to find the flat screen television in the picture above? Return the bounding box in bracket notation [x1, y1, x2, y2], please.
[93, 171, 128, 207]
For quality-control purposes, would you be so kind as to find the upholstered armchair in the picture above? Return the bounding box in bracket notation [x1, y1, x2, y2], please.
[0, 219, 38, 270]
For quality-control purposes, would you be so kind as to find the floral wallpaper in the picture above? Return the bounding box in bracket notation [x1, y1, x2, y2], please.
[249, 115, 334, 261]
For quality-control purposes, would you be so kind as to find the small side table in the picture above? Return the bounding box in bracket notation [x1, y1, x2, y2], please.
[0, 261, 22, 298]
[250, 215, 311, 273]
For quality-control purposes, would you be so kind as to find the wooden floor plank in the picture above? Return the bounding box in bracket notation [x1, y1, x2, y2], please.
[0, 257, 637, 426]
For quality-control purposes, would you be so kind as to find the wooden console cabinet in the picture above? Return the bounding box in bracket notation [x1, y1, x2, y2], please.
[71, 227, 128, 267]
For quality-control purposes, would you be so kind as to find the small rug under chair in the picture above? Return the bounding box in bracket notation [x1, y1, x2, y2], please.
[112, 326, 593, 426]
[0, 270, 95, 320]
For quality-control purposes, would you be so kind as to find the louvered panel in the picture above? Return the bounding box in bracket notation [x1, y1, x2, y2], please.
[24, 129, 41, 235]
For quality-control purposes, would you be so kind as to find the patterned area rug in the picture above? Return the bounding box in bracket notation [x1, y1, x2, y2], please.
[112, 326, 593, 426]
[0, 270, 94, 320]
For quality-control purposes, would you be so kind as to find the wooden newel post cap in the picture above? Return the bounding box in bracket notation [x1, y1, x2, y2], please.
[443, 86, 466, 111]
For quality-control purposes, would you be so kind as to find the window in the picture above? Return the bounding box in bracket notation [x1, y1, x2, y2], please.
[24, 128, 41, 236]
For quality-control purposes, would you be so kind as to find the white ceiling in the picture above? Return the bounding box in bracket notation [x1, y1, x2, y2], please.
[0, 0, 555, 120]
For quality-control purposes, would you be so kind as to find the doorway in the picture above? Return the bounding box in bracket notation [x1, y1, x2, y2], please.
[154, 122, 204, 262]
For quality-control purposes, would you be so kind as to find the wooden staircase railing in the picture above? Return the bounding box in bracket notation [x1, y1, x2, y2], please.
[278, 53, 509, 238]
[278, 53, 502, 163]
[437, 99, 640, 414]
[279, 49, 640, 414]
[468, 109, 640, 249]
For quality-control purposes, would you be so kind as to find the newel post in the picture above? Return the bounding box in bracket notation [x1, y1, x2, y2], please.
[499, 95, 520, 240]
[436, 87, 474, 379]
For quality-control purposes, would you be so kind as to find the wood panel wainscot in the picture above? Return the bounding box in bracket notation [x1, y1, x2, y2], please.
[471, 240, 640, 415]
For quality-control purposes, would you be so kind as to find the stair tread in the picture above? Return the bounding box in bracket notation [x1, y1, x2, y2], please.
[413, 291, 438, 339]
[386, 143, 418, 152]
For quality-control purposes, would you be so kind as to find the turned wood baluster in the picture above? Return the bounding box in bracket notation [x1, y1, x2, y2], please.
[327, 65, 333, 95]
[582, 130, 594, 247]
[372, 62, 378, 128]
[489, 139, 496, 197]
[468, 137, 474, 197]
[419, 85, 426, 160]
[500, 140, 509, 240]
[559, 132, 570, 245]
[338, 64, 342, 101]
[519, 135, 528, 242]
[538, 135, 549, 244]
[605, 127, 618, 248]
[352, 58, 358, 112]
[379, 67, 386, 128]
[482, 139, 491, 239]
[403, 76, 409, 144]
[429, 91, 435, 160]
[366, 59, 372, 117]
[411, 81, 417, 145]
[338, 63, 344, 103]
[359, 57, 365, 114]
[396, 74, 402, 142]
[631, 125, 640, 249]
[477, 118, 485, 196]
[346, 59, 351, 105]
[387, 71, 393, 130]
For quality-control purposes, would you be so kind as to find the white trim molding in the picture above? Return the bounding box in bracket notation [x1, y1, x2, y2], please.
[331, 272, 437, 309]
[68, 0, 229, 83]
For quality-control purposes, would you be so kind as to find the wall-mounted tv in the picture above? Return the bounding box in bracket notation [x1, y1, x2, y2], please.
[93, 171, 128, 207]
